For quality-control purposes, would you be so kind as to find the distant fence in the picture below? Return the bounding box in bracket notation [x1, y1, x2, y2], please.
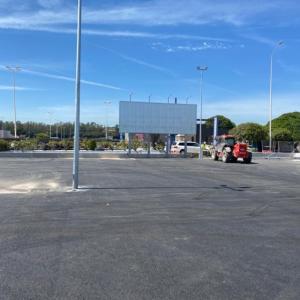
[261, 141, 300, 153]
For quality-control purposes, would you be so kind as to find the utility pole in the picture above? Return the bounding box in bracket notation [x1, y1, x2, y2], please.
[72, 0, 82, 190]
[269, 41, 284, 152]
[47, 112, 53, 139]
[6, 66, 21, 138]
[196, 66, 208, 160]
[104, 101, 112, 140]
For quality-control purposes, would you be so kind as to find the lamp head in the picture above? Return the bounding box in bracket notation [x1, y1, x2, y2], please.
[197, 66, 208, 71]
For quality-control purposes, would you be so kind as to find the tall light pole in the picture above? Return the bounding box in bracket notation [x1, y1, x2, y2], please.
[148, 94, 152, 103]
[47, 112, 53, 138]
[104, 101, 111, 140]
[197, 66, 208, 160]
[0, 116, 4, 131]
[72, 0, 82, 190]
[6, 66, 21, 139]
[269, 41, 284, 152]
[54, 119, 60, 139]
[129, 92, 133, 102]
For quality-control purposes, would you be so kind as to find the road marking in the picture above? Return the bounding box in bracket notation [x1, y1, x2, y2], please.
[100, 158, 136, 160]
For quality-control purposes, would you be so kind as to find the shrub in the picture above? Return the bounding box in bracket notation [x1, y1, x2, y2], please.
[61, 139, 73, 150]
[0, 140, 9, 151]
[131, 138, 142, 152]
[86, 140, 97, 151]
[48, 140, 63, 150]
[13, 140, 37, 151]
[155, 142, 165, 152]
[36, 133, 49, 144]
[115, 140, 128, 151]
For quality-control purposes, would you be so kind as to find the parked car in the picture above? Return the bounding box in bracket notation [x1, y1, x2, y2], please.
[171, 141, 200, 155]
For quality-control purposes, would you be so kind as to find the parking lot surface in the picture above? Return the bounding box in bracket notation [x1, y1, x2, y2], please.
[0, 157, 299, 299]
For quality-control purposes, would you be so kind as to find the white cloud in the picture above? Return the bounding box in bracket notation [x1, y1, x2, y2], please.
[20, 68, 125, 91]
[0, 85, 41, 91]
[0, 64, 126, 91]
[0, 0, 294, 32]
[153, 41, 232, 53]
[82, 0, 283, 27]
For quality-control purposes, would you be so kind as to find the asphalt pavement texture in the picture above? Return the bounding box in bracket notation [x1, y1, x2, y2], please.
[0, 157, 299, 300]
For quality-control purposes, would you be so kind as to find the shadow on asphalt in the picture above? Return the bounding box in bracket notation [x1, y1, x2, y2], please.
[78, 185, 252, 192]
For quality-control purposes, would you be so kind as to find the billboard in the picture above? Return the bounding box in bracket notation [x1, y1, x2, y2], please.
[119, 101, 197, 134]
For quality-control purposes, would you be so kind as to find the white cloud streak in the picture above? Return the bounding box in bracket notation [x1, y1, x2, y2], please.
[0, 0, 294, 33]
[0, 85, 41, 91]
[20, 68, 125, 91]
[152, 41, 233, 53]
[0, 64, 125, 91]
[95, 46, 176, 77]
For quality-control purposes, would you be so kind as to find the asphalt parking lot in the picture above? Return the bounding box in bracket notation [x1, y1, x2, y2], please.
[0, 157, 299, 300]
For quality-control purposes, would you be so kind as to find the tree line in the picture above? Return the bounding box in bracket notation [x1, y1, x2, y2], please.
[0, 121, 120, 139]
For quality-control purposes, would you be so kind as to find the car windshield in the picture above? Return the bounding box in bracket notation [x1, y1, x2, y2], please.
[225, 138, 235, 146]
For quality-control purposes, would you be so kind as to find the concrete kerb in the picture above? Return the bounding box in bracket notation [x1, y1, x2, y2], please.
[0, 151, 296, 160]
[293, 153, 300, 160]
[0, 151, 179, 159]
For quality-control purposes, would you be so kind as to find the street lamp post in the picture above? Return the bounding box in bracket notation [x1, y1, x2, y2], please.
[47, 112, 53, 138]
[72, 0, 82, 190]
[55, 120, 59, 139]
[196, 66, 208, 160]
[6, 66, 21, 139]
[104, 101, 112, 140]
[0, 116, 4, 131]
[269, 41, 284, 152]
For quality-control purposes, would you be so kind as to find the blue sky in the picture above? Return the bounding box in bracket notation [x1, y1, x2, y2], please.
[0, 0, 299, 125]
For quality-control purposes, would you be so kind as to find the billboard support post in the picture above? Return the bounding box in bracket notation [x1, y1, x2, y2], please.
[166, 134, 170, 157]
[147, 134, 151, 157]
[128, 133, 132, 157]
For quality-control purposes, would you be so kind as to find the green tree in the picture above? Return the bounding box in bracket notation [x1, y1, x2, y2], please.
[36, 133, 49, 144]
[272, 128, 293, 141]
[267, 112, 300, 141]
[206, 115, 236, 131]
[230, 123, 267, 143]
